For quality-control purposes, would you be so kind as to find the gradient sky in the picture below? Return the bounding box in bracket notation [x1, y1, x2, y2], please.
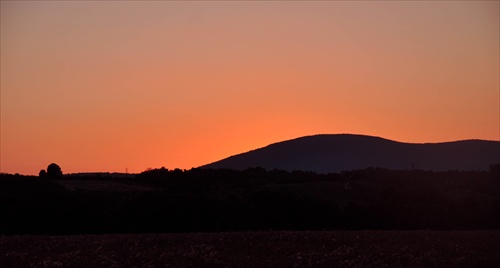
[1, 1, 499, 175]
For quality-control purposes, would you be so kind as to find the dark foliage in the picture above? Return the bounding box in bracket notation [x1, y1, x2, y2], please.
[0, 167, 499, 234]
[46, 163, 63, 179]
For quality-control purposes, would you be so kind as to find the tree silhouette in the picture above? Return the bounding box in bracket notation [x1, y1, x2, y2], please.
[39, 169, 46, 178]
[46, 163, 63, 179]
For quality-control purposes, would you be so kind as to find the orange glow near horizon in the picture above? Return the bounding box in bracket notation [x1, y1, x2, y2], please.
[1, 1, 499, 175]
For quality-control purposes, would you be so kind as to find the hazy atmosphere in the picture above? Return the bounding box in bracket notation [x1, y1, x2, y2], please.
[1, 1, 499, 175]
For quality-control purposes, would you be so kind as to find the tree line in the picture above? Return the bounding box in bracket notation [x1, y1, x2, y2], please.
[0, 166, 499, 234]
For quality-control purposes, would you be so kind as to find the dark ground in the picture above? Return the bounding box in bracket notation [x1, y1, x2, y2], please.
[1, 231, 499, 268]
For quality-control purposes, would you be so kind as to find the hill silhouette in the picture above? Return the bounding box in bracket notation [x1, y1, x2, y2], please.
[201, 134, 500, 173]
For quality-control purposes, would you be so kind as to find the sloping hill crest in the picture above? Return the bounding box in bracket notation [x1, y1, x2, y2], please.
[201, 134, 500, 173]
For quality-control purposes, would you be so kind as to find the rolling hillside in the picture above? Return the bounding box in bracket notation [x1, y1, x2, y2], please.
[201, 134, 500, 173]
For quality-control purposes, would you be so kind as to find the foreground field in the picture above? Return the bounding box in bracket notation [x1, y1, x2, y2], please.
[1, 231, 499, 267]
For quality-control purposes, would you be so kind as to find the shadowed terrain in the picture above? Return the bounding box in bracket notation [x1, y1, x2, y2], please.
[1, 167, 499, 234]
[201, 134, 500, 173]
[2, 231, 499, 267]
[1, 147, 499, 266]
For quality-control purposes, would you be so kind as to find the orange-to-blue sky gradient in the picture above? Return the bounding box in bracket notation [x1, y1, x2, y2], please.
[1, 1, 499, 175]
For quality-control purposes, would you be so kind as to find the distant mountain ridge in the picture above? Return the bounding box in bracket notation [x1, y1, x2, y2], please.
[201, 134, 500, 173]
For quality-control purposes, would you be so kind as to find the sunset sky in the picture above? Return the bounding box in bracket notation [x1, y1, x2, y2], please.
[1, 1, 499, 175]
